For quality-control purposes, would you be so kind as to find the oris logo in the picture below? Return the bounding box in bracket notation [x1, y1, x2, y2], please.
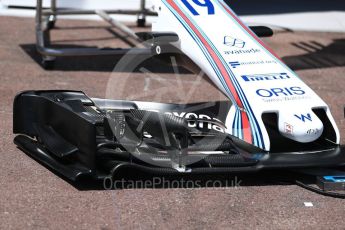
[256, 87, 305, 97]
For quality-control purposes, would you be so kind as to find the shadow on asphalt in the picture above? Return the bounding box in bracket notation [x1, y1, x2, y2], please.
[18, 146, 299, 191]
[226, 0, 345, 15]
[63, 169, 301, 191]
[20, 44, 190, 73]
[21, 38, 345, 73]
[18, 146, 345, 197]
[17, 147, 301, 191]
[283, 39, 345, 71]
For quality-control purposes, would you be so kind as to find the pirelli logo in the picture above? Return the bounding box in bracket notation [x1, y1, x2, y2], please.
[241, 73, 290, 82]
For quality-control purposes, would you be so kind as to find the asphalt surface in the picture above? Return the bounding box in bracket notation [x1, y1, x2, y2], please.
[1, 16, 345, 230]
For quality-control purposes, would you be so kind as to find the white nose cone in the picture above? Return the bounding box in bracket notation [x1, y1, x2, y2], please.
[278, 109, 323, 143]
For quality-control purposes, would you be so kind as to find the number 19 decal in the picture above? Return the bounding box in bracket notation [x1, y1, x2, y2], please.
[181, 0, 215, 16]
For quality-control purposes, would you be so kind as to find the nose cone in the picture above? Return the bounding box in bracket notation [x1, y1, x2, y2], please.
[278, 109, 323, 143]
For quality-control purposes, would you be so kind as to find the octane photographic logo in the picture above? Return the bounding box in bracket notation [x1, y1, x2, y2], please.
[104, 37, 229, 171]
[103, 176, 242, 190]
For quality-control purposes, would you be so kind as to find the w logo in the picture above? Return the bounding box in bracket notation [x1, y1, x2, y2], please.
[294, 113, 312, 122]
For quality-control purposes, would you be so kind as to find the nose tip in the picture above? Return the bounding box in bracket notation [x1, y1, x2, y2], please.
[278, 109, 324, 143]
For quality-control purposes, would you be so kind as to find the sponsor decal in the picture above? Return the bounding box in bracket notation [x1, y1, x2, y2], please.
[224, 48, 260, 55]
[151, 111, 226, 133]
[261, 95, 310, 103]
[239, 60, 277, 66]
[284, 123, 294, 135]
[294, 113, 312, 122]
[307, 128, 321, 135]
[228, 60, 277, 69]
[229, 61, 241, 68]
[242, 73, 290, 82]
[256, 87, 305, 98]
[223, 37, 260, 55]
[223, 36, 246, 48]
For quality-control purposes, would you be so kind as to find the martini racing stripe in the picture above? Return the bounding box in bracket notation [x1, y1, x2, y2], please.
[162, 0, 266, 147]
[166, 0, 265, 148]
[161, 3, 249, 142]
[185, 19, 264, 149]
[165, 0, 244, 108]
[174, 0, 265, 149]
[162, 3, 235, 104]
[163, 0, 252, 144]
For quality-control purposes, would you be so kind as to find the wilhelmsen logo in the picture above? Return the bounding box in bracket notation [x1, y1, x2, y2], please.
[241, 73, 290, 82]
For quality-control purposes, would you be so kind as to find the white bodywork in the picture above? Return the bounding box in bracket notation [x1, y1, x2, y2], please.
[152, 0, 340, 151]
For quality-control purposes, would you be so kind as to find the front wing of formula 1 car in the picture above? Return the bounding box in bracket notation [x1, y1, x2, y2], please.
[13, 91, 345, 181]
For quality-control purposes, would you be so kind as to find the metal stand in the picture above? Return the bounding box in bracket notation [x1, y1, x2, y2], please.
[36, 0, 156, 69]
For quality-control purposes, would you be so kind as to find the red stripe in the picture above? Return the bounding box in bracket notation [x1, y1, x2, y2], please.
[166, 0, 252, 143]
[167, 0, 242, 106]
[241, 111, 251, 142]
[219, 1, 283, 61]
